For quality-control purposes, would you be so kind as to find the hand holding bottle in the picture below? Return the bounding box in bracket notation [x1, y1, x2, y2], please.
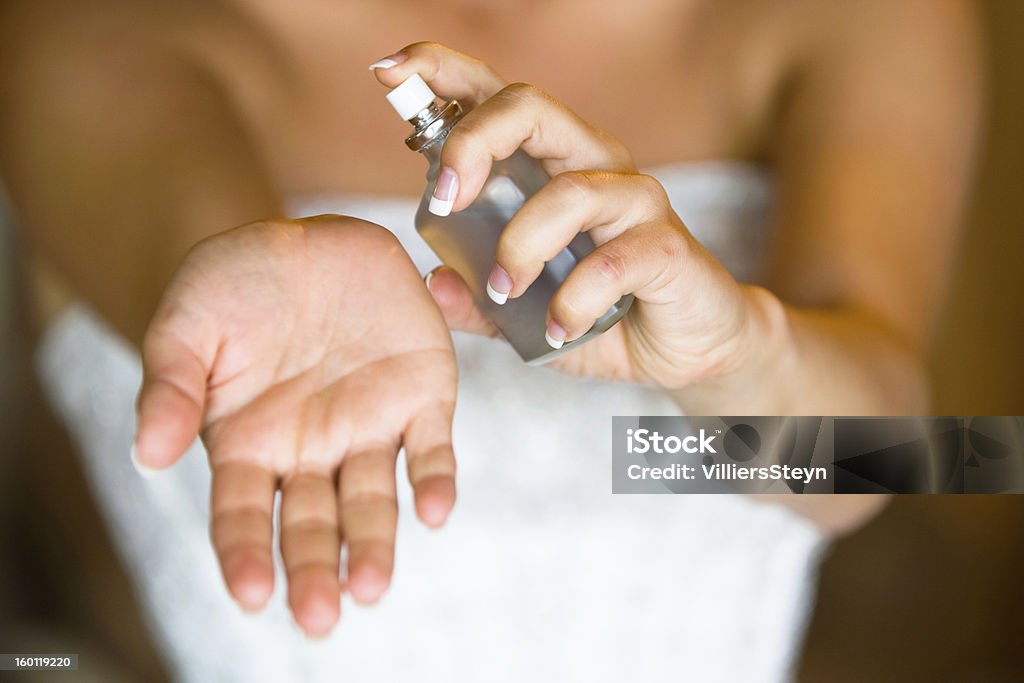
[133, 216, 458, 636]
[372, 43, 774, 390]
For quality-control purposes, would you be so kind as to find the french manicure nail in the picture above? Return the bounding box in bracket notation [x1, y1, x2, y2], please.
[367, 53, 408, 71]
[130, 443, 158, 480]
[429, 167, 458, 217]
[545, 321, 567, 350]
[486, 263, 513, 305]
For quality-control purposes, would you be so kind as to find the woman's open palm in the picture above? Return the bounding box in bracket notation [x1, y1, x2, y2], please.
[133, 215, 458, 637]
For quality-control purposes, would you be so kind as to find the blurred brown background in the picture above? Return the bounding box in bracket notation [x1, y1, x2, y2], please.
[800, 1, 1024, 681]
[1, 1, 1022, 681]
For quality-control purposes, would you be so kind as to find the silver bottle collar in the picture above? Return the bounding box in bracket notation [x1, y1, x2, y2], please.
[404, 100, 464, 152]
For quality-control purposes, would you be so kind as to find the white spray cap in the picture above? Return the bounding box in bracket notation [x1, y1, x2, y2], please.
[386, 74, 436, 121]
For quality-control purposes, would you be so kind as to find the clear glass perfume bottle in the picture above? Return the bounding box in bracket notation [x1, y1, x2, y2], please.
[386, 74, 633, 365]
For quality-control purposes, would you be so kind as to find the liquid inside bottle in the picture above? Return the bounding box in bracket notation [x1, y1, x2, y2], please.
[387, 75, 633, 364]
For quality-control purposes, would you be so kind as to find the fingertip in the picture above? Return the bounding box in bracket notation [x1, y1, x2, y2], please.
[544, 320, 568, 350]
[414, 475, 456, 529]
[426, 267, 500, 338]
[289, 572, 341, 638]
[135, 381, 203, 469]
[227, 558, 275, 613]
[236, 584, 273, 614]
[418, 502, 452, 530]
[427, 267, 468, 309]
[368, 52, 411, 85]
[485, 281, 509, 306]
[368, 58, 399, 72]
[130, 443, 160, 479]
[347, 561, 391, 606]
[423, 266, 440, 296]
[132, 427, 181, 472]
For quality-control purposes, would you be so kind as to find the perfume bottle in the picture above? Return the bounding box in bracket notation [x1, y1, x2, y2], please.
[385, 74, 633, 365]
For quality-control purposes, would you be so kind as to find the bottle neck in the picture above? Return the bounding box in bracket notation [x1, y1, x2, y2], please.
[421, 141, 443, 167]
[404, 100, 464, 154]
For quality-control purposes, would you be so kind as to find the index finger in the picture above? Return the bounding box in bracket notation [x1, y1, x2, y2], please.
[370, 43, 633, 213]
[442, 83, 635, 213]
[404, 402, 457, 528]
[369, 42, 506, 110]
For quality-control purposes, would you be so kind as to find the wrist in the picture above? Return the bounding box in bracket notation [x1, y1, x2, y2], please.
[736, 285, 796, 383]
[671, 285, 797, 415]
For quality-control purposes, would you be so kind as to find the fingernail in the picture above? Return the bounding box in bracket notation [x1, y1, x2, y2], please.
[130, 443, 158, 480]
[368, 53, 408, 71]
[424, 270, 434, 290]
[545, 321, 567, 350]
[429, 167, 458, 217]
[486, 263, 513, 305]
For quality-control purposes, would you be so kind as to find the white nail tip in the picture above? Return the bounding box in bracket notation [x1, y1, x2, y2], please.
[130, 444, 158, 480]
[486, 281, 509, 305]
[544, 331, 565, 350]
[428, 196, 454, 217]
[368, 58, 399, 71]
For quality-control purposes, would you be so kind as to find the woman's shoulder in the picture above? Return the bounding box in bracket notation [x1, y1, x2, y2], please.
[770, 0, 981, 71]
[0, 0, 284, 104]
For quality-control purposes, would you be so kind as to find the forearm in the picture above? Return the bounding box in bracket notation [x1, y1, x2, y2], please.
[672, 285, 930, 416]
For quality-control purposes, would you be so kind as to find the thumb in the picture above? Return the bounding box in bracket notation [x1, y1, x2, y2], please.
[134, 312, 212, 474]
[425, 266, 500, 339]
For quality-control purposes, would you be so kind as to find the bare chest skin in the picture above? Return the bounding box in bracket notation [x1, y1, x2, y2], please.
[215, 0, 791, 197]
[25, 0, 797, 327]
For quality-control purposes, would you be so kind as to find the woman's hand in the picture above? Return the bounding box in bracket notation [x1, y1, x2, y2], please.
[371, 43, 774, 390]
[371, 43, 943, 536]
[133, 215, 458, 637]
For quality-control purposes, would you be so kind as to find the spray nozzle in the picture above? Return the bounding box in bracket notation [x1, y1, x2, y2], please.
[386, 73, 463, 152]
[385, 74, 437, 122]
